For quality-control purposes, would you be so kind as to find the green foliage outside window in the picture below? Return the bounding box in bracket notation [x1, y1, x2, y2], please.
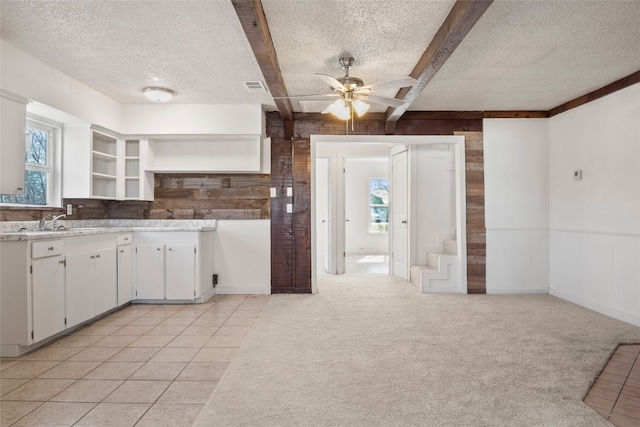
[370, 178, 389, 233]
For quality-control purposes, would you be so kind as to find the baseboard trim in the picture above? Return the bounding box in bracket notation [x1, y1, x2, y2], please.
[486, 288, 549, 295]
[549, 288, 640, 327]
[215, 286, 270, 295]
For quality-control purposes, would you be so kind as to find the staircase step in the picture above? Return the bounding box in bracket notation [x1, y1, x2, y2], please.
[444, 239, 458, 255]
[427, 252, 445, 269]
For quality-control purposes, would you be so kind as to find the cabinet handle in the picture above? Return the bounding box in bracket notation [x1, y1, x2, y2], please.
[157, 248, 161, 251]
[16, 187, 23, 191]
[48, 247, 54, 251]
[90, 255, 95, 259]
[168, 248, 173, 251]
[58, 260, 64, 264]
[124, 237, 129, 241]
[119, 250, 124, 253]
[96, 254, 100, 258]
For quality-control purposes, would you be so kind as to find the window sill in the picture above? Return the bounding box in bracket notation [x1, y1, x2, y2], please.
[0, 204, 62, 210]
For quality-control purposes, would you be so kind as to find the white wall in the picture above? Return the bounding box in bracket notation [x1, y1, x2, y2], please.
[213, 220, 270, 295]
[1, 41, 264, 136]
[344, 158, 389, 254]
[411, 145, 457, 265]
[548, 84, 640, 326]
[483, 119, 550, 294]
[122, 104, 264, 135]
[1, 40, 123, 132]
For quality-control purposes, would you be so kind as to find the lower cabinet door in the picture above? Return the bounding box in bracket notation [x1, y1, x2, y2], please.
[94, 248, 117, 315]
[136, 245, 165, 299]
[166, 244, 196, 300]
[32, 255, 66, 342]
[65, 253, 94, 329]
[117, 245, 133, 305]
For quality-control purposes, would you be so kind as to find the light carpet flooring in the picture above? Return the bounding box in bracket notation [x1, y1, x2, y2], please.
[194, 273, 640, 426]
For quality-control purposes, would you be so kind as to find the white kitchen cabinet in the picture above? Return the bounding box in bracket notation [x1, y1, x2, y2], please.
[31, 251, 66, 343]
[146, 135, 262, 173]
[0, 239, 66, 356]
[94, 248, 117, 314]
[135, 244, 165, 300]
[65, 252, 95, 328]
[0, 91, 28, 195]
[65, 234, 117, 328]
[63, 128, 153, 200]
[133, 231, 214, 302]
[117, 233, 133, 306]
[166, 244, 196, 300]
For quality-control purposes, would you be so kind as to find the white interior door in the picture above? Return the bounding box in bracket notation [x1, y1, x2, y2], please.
[315, 158, 330, 273]
[391, 149, 409, 280]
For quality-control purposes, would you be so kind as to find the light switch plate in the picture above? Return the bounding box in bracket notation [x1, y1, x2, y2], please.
[286, 187, 293, 197]
[573, 170, 582, 181]
[66, 204, 73, 215]
[286, 203, 293, 213]
[270, 187, 276, 197]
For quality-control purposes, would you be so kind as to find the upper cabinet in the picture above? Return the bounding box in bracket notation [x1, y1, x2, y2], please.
[0, 91, 28, 195]
[91, 131, 118, 198]
[145, 135, 264, 173]
[62, 126, 153, 200]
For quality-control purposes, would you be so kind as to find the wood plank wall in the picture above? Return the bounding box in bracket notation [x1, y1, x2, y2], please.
[457, 131, 486, 294]
[266, 111, 486, 294]
[1, 174, 270, 222]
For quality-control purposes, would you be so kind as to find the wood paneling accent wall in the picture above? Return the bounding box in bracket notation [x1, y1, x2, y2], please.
[270, 138, 312, 293]
[266, 111, 486, 294]
[141, 174, 270, 220]
[0, 174, 269, 222]
[457, 131, 486, 294]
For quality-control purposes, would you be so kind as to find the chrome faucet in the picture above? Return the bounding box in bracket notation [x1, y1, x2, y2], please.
[39, 213, 66, 230]
[51, 213, 66, 230]
[38, 214, 52, 230]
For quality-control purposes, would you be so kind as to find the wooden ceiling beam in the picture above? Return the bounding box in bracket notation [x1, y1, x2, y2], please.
[385, 0, 493, 134]
[231, 0, 294, 138]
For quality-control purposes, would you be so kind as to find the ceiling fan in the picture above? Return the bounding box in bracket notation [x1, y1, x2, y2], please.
[278, 57, 418, 122]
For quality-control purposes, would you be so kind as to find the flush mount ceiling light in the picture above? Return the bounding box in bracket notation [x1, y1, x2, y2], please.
[143, 87, 175, 102]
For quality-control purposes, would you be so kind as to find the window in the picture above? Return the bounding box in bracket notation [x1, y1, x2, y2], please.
[369, 178, 389, 233]
[1, 120, 56, 206]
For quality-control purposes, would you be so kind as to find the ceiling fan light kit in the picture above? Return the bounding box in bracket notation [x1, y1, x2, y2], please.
[319, 57, 417, 125]
[274, 56, 418, 131]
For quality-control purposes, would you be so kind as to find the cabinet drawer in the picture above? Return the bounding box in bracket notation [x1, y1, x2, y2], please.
[117, 233, 132, 246]
[32, 240, 64, 259]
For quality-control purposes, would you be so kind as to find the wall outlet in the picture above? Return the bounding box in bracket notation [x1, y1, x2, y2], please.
[286, 187, 293, 197]
[66, 204, 73, 215]
[573, 170, 582, 181]
[270, 187, 276, 198]
[212, 274, 218, 287]
[286, 203, 293, 213]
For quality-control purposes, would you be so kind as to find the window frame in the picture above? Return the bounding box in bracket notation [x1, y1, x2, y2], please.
[368, 177, 389, 234]
[0, 115, 62, 208]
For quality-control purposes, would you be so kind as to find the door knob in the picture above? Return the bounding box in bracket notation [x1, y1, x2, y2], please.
[401, 220, 407, 224]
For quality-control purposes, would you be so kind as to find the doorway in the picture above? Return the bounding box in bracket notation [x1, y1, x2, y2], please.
[344, 157, 389, 274]
[310, 135, 467, 294]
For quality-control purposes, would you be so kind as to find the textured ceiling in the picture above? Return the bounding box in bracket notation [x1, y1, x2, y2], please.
[413, 0, 640, 111]
[0, 0, 274, 106]
[261, 0, 456, 113]
[1, 0, 639, 113]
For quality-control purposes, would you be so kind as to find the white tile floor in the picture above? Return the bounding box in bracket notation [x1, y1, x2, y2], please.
[0, 294, 269, 427]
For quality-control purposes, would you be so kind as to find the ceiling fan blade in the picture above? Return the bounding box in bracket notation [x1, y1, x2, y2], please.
[360, 77, 418, 93]
[273, 93, 339, 99]
[361, 94, 405, 108]
[315, 73, 346, 91]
